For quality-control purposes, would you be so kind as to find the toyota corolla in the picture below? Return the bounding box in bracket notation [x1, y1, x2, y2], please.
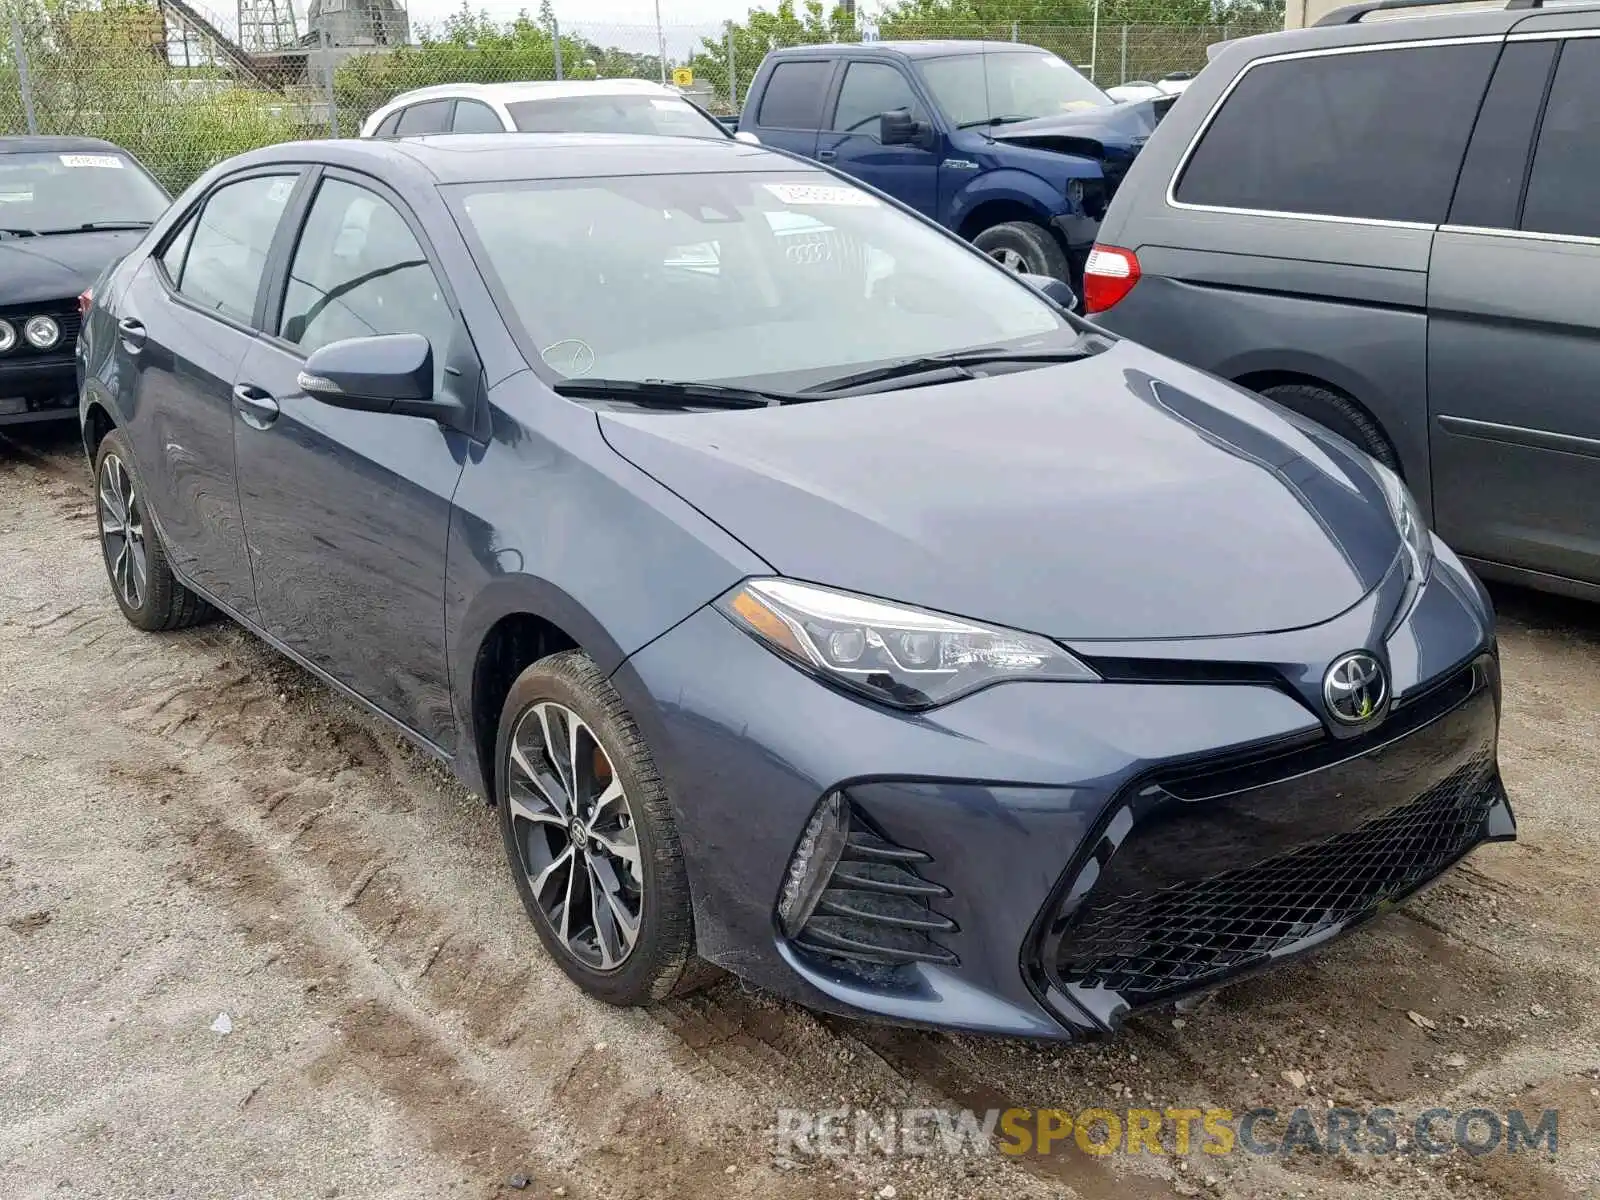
[76, 133, 1514, 1039]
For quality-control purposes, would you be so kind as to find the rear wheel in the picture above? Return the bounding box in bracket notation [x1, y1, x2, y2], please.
[972, 220, 1069, 281]
[94, 429, 214, 631]
[495, 650, 707, 1005]
[1258, 382, 1401, 473]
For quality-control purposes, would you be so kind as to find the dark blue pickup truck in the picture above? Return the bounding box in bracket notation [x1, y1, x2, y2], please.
[737, 40, 1173, 287]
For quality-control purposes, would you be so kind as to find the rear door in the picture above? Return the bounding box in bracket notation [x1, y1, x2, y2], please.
[115, 168, 302, 617]
[747, 57, 836, 158]
[231, 169, 474, 750]
[1429, 32, 1600, 586]
[817, 59, 940, 216]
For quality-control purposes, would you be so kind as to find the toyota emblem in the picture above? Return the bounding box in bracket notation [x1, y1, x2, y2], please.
[1323, 651, 1389, 727]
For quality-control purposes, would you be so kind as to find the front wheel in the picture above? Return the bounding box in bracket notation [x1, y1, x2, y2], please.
[972, 220, 1069, 280]
[495, 650, 706, 1005]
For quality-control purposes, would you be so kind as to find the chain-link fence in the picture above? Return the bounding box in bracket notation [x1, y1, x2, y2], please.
[3, 0, 1282, 196]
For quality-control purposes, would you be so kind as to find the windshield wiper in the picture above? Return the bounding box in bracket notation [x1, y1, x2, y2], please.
[31, 220, 155, 235]
[801, 347, 1094, 395]
[553, 377, 811, 410]
[0, 227, 39, 237]
[956, 114, 1033, 130]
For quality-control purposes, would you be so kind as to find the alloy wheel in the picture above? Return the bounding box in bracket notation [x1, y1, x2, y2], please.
[98, 452, 147, 612]
[506, 701, 643, 970]
[989, 247, 1028, 272]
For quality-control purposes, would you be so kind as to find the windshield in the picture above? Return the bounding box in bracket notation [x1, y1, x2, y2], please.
[453, 171, 1068, 389]
[506, 94, 726, 138]
[918, 51, 1110, 128]
[0, 151, 168, 232]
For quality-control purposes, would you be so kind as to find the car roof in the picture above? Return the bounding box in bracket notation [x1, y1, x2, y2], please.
[383, 78, 687, 106]
[227, 132, 818, 185]
[0, 135, 135, 156]
[767, 39, 1047, 59]
[1217, 0, 1600, 61]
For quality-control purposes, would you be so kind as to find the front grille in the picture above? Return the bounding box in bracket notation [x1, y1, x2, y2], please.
[791, 806, 958, 971]
[1055, 752, 1499, 1005]
[1030, 656, 1509, 1028]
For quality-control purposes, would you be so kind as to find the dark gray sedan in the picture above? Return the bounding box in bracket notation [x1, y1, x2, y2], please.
[76, 133, 1512, 1038]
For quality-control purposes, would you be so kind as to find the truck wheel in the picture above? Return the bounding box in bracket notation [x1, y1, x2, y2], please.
[973, 221, 1068, 280]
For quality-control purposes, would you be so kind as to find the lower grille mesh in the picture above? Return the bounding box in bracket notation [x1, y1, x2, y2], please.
[1055, 751, 1498, 1006]
[792, 807, 958, 970]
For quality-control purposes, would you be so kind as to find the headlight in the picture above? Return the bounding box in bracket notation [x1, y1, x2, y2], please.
[1373, 461, 1432, 581]
[0, 319, 14, 353]
[716, 578, 1098, 709]
[23, 315, 60, 350]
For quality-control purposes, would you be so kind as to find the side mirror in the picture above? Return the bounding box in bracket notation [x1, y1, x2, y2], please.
[880, 109, 931, 147]
[298, 333, 445, 419]
[733, 129, 761, 145]
[1020, 272, 1078, 313]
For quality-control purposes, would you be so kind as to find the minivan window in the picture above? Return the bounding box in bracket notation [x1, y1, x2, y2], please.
[1174, 43, 1497, 224]
[396, 100, 453, 136]
[455, 172, 1067, 389]
[1447, 41, 1557, 231]
[1520, 39, 1600, 240]
[918, 51, 1109, 129]
[832, 62, 926, 134]
[757, 61, 834, 128]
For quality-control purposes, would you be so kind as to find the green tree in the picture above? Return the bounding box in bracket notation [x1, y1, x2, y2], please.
[687, 0, 857, 111]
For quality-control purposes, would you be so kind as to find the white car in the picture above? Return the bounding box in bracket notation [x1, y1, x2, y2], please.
[358, 79, 750, 141]
[1104, 72, 1196, 105]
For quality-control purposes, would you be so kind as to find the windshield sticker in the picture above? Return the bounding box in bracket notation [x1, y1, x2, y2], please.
[60, 154, 125, 169]
[763, 182, 878, 208]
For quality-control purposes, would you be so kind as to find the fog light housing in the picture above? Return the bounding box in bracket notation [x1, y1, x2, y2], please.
[0, 319, 14, 354]
[24, 315, 60, 350]
[777, 791, 851, 938]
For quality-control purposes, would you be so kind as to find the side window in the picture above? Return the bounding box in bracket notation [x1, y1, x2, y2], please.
[159, 214, 196, 286]
[396, 99, 453, 136]
[1174, 43, 1497, 224]
[375, 109, 403, 137]
[832, 62, 924, 136]
[757, 60, 833, 129]
[1520, 39, 1600, 240]
[278, 178, 452, 390]
[452, 99, 504, 133]
[1447, 41, 1558, 231]
[176, 173, 297, 323]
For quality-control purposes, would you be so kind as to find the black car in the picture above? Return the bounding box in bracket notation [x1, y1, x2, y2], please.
[1, 136, 169, 427]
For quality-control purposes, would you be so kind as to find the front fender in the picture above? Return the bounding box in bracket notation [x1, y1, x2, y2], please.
[947, 168, 1065, 232]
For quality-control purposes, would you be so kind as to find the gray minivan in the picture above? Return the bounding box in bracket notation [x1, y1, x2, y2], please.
[1088, 0, 1600, 602]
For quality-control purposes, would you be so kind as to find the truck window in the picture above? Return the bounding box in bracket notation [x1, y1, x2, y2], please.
[758, 60, 833, 129]
[832, 62, 925, 135]
[1520, 39, 1600, 240]
[1174, 43, 1496, 225]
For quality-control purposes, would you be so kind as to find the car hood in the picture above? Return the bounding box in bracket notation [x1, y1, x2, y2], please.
[988, 98, 1166, 158]
[599, 343, 1405, 641]
[0, 230, 143, 307]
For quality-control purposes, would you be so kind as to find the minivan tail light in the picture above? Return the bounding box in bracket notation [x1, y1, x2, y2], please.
[78, 288, 93, 317]
[1083, 245, 1141, 314]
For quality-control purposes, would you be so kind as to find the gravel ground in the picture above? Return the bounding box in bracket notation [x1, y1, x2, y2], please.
[2, 424, 1596, 1200]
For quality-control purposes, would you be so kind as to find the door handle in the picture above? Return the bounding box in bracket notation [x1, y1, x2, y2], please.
[117, 317, 146, 352]
[231, 383, 280, 429]
[817, 149, 837, 161]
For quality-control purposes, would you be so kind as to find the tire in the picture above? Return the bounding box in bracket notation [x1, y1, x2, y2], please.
[495, 649, 707, 1005]
[972, 220, 1069, 281]
[93, 429, 215, 632]
[1258, 382, 1401, 473]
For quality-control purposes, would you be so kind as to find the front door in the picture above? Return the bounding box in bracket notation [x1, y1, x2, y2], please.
[232, 172, 472, 750]
[1430, 36, 1600, 586]
[117, 170, 301, 616]
[817, 60, 940, 216]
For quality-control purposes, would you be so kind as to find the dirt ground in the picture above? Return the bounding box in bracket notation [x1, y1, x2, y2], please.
[2, 423, 1596, 1200]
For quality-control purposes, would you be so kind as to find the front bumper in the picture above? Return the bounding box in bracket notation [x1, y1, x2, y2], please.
[0, 354, 77, 425]
[612, 545, 1510, 1039]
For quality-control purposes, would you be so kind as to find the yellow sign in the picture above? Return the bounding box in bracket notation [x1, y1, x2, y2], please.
[672, 67, 694, 88]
